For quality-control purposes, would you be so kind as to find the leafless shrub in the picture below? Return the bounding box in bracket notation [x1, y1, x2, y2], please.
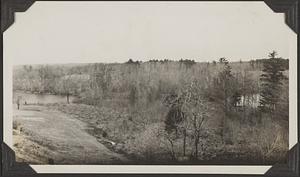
[250, 119, 288, 162]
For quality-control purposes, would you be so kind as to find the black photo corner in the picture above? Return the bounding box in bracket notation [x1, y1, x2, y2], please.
[1, 0, 299, 176]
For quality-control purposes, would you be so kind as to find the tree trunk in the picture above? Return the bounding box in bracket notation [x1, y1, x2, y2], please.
[167, 136, 176, 161]
[169, 140, 176, 161]
[242, 94, 246, 126]
[194, 134, 199, 159]
[221, 114, 226, 143]
[183, 129, 186, 156]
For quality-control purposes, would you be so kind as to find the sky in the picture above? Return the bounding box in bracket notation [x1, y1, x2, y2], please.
[4, 1, 297, 64]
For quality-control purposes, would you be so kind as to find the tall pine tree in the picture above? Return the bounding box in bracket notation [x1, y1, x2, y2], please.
[259, 51, 286, 113]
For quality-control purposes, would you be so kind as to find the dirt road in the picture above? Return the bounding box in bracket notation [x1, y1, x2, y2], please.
[13, 104, 128, 164]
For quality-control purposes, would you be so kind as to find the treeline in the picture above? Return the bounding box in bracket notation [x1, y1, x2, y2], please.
[13, 51, 289, 163]
[125, 57, 289, 71]
[249, 58, 289, 70]
[13, 59, 259, 103]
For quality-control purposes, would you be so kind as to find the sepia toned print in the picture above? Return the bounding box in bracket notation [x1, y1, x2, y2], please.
[12, 51, 288, 165]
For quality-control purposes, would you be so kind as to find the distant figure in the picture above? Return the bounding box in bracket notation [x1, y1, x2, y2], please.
[66, 93, 70, 104]
[16, 96, 22, 110]
[24, 101, 27, 105]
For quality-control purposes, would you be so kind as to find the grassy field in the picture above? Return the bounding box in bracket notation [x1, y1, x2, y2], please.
[13, 104, 128, 164]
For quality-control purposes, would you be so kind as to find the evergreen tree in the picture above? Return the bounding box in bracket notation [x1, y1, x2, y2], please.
[259, 51, 286, 112]
[212, 58, 240, 111]
[211, 58, 241, 143]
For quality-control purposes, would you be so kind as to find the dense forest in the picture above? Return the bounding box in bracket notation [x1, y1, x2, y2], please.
[13, 51, 289, 164]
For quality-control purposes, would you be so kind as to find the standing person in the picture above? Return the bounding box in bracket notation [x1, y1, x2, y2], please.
[16, 96, 22, 110]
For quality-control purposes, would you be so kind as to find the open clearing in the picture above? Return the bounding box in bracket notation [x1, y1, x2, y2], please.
[13, 104, 128, 164]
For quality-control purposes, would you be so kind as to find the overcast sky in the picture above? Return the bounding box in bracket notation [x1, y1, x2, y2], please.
[4, 1, 296, 64]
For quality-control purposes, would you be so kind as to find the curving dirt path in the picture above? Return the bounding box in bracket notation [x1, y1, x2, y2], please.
[13, 105, 128, 164]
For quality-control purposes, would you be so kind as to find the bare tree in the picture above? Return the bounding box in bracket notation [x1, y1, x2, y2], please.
[89, 64, 112, 101]
[181, 81, 209, 159]
[58, 75, 77, 104]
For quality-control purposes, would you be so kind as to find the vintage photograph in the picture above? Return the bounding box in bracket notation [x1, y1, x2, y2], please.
[8, 2, 291, 165]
